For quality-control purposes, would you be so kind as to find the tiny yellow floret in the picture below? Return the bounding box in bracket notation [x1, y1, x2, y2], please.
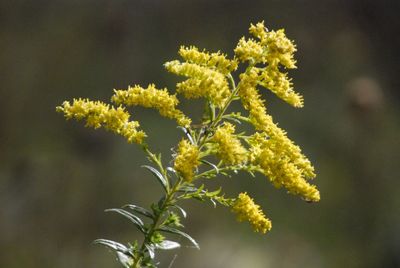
[234, 37, 264, 63]
[56, 98, 146, 144]
[212, 122, 248, 165]
[112, 84, 191, 127]
[179, 46, 238, 74]
[174, 139, 200, 182]
[232, 192, 272, 234]
[249, 133, 319, 202]
[164, 60, 230, 107]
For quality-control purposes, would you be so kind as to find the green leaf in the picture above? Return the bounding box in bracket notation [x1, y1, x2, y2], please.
[123, 204, 154, 219]
[172, 205, 187, 218]
[105, 208, 145, 233]
[222, 115, 242, 124]
[116, 252, 134, 268]
[200, 160, 219, 174]
[155, 240, 181, 250]
[144, 243, 155, 259]
[93, 239, 130, 253]
[177, 126, 195, 144]
[158, 226, 200, 249]
[142, 165, 168, 192]
[178, 185, 197, 193]
[93, 238, 135, 266]
[166, 167, 178, 176]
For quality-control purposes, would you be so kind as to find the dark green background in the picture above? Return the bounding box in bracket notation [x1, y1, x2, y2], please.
[1, 1, 399, 267]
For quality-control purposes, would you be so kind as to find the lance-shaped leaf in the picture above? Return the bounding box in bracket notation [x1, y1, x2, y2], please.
[123, 204, 154, 219]
[144, 243, 155, 259]
[200, 159, 219, 174]
[116, 251, 134, 268]
[142, 165, 168, 192]
[172, 205, 187, 218]
[177, 126, 195, 144]
[105, 208, 145, 233]
[155, 240, 181, 250]
[93, 239, 133, 257]
[177, 185, 198, 193]
[158, 226, 199, 249]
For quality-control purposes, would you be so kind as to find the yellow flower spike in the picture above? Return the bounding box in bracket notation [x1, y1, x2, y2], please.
[234, 37, 264, 63]
[247, 131, 318, 202]
[174, 139, 200, 182]
[179, 46, 238, 74]
[263, 29, 297, 69]
[112, 84, 191, 127]
[232, 192, 272, 234]
[212, 122, 248, 165]
[238, 69, 315, 181]
[165, 60, 230, 107]
[249, 21, 268, 41]
[56, 98, 146, 144]
[259, 65, 304, 108]
[252, 138, 319, 202]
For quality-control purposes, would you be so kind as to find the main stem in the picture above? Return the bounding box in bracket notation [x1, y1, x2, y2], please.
[132, 148, 183, 268]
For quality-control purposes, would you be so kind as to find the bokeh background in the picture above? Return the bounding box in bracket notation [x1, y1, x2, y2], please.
[1, 0, 399, 267]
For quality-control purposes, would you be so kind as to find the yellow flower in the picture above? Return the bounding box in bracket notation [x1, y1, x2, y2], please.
[234, 37, 264, 63]
[179, 46, 238, 74]
[238, 70, 315, 181]
[232, 192, 272, 234]
[236, 21, 302, 107]
[112, 84, 191, 127]
[259, 65, 303, 108]
[164, 60, 230, 107]
[174, 139, 200, 182]
[249, 133, 319, 202]
[263, 29, 297, 69]
[249, 21, 268, 41]
[249, 21, 297, 69]
[212, 122, 247, 165]
[56, 98, 146, 144]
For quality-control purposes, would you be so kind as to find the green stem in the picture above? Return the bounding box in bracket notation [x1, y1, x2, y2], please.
[131, 165, 183, 267]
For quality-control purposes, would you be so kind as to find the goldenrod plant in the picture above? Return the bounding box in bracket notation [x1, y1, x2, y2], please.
[57, 21, 319, 268]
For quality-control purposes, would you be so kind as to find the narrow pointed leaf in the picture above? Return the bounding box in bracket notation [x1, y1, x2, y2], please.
[173, 205, 187, 218]
[144, 244, 155, 259]
[200, 160, 219, 174]
[223, 115, 242, 124]
[177, 126, 195, 144]
[158, 226, 199, 249]
[116, 251, 134, 268]
[142, 165, 168, 192]
[105, 208, 145, 233]
[156, 240, 181, 250]
[123, 204, 154, 219]
[93, 239, 133, 256]
[210, 199, 217, 208]
[178, 186, 197, 193]
[166, 167, 177, 175]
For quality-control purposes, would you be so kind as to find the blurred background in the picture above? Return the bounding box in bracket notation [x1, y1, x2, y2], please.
[1, 0, 399, 267]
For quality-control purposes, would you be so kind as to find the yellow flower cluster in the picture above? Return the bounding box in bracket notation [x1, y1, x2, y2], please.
[232, 192, 272, 234]
[249, 133, 319, 202]
[179, 46, 238, 75]
[112, 84, 191, 127]
[234, 37, 264, 63]
[174, 139, 200, 182]
[212, 123, 248, 165]
[164, 58, 231, 107]
[56, 98, 146, 144]
[235, 21, 303, 108]
[238, 69, 318, 202]
[259, 67, 303, 108]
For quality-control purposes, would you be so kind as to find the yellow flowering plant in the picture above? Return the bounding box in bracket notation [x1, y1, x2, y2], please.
[57, 21, 319, 268]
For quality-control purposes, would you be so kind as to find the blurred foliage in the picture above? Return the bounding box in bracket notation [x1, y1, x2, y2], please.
[1, 0, 399, 267]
